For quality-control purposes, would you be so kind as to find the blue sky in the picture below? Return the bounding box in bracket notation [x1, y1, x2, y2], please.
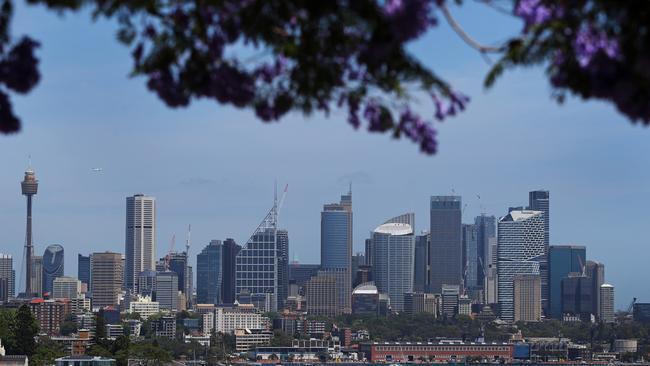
[1, 2, 648, 309]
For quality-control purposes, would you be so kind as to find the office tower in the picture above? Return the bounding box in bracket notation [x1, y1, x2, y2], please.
[196, 240, 223, 305]
[364, 239, 373, 267]
[43, 244, 64, 295]
[561, 273, 593, 321]
[77, 254, 91, 289]
[528, 190, 549, 311]
[429, 196, 462, 293]
[484, 263, 498, 304]
[354, 265, 372, 287]
[53, 276, 81, 299]
[156, 271, 179, 311]
[599, 284, 615, 323]
[513, 274, 541, 322]
[137, 269, 157, 297]
[235, 196, 281, 312]
[168, 252, 188, 296]
[21, 165, 38, 297]
[413, 232, 429, 293]
[371, 214, 415, 312]
[497, 210, 545, 322]
[351, 253, 365, 285]
[289, 263, 321, 286]
[586, 261, 605, 320]
[475, 215, 496, 290]
[352, 283, 380, 316]
[221, 238, 240, 304]
[462, 224, 479, 291]
[320, 189, 353, 312]
[548, 245, 586, 319]
[404, 292, 438, 315]
[31, 255, 43, 297]
[125, 194, 156, 292]
[276, 229, 289, 309]
[0, 254, 14, 299]
[305, 272, 339, 317]
[91, 252, 123, 308]
[441, 285, 460, 317]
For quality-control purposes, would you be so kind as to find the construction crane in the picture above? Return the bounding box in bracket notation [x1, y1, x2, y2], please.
[165, 233, 176, 271]
[628, 297, 637, 314]
[185, 224, 191, 254]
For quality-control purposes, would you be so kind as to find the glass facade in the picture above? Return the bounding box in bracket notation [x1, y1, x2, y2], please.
[77, 254, 90, 288]
[548, 245, 586, 319]
[462, 224, 479, 289]
[236, 226, 278, 312]
[196, 240, 223, 305]
[429, 196, 462, 294]
[43, 244, 64, 295]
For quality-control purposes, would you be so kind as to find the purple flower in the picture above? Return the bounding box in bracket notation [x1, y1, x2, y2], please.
[515, 0, 552, 31]
[384, 0, 437, 43]
[573, 27, 620, 68]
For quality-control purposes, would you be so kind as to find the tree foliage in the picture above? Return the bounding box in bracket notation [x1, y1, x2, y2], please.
[13, 305, 38, 356]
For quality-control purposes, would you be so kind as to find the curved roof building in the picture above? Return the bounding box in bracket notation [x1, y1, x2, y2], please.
[43, 244, 64, 294]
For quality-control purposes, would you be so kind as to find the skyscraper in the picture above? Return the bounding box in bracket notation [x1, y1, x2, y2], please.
[156, 271, 179, 311]
[413, 232, 429, 293]
[235, 197, 281, 312]
[561, 273, 593, 320]
[77, 254, 91, 289]
[475, 214, 496, 291]
[91, 252, 123, 308]
[462, 224, 479, 291]
[599, 284, 615, 323]
[52, 276, 81, 300]
[497, 210, 545, 321]
[586, 261, 605, 320]
[276, 229, 289, 309]
[320, 189, 353, 312]
[548, 245, 586, 319]
[125, 194, 156, 292]
[528, 190, 549, 312]
[371, 213, 415, 312]
[514, 274, 542, 322]
[21, 165, 38, 296]
[305, 272, 339, 317]
[168, 252, 189, 296]
[43, 244, 64, 295]
[196, 240, 223, 305]
[31, 255, 43, 297]
[221, 238, 240, 304]
[429, 196, 462, 293]
[0, 254, 14, 299]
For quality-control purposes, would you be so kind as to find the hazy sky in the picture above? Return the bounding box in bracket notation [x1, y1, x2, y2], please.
[1, 3, 648, 309]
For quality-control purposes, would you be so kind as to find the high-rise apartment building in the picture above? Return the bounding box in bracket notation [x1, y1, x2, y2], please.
[371, 213, 415, 312]
[276, 229, 289, 309]
[305, 272, 339, 317]
[77, 254, 90, 290]
[236, 198, 281, 312]
[548, 245, 586, 319]
[429, 196, 462, 293]
[125, 194, 156, 292]
[29, 298, 70, 335]
[221, 238, 240, 304]
[475, 215, 496, 291]
[320, 189, 353, 313]
[513, 274, 541, 322]
[599, 284, 615, 323]
[528, 190, 549, 312]
[43, 244, 64, 295]
[53, 276, 81, 300]
[91, 252, 123, 308]
[156, 271, 179, 311]
[0, 254, 14, 299]
[497, 210, 545, 322]
[31, 255, 43, 297]
[197, 240, 223, 305]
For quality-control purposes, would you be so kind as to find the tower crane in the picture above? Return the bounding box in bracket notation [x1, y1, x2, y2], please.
[185, 224, 191, 254]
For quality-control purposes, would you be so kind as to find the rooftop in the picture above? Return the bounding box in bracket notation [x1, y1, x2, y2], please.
[373, 222, 413, 236]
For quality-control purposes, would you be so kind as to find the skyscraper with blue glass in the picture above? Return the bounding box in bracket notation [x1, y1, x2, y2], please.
[197, 240, 223, 305]
[548, 245, 586, 319]
[429, 196, 462, 294]
[321, 189, 353, 312]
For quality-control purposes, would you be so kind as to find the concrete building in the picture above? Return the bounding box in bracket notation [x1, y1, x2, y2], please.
[497, 210, 545, 321]
[31, 255, 43, 297]
[305, 272, 339, 317]
[429, 196, 462, 293]
[55, 356, 116, 365]
[128, 295, 160, 320]
[43, 244, 65, 295]
[29, 298, 70, 335]
[90, 252, 123, 309]
[152, 315, 176, 339]
[0, 254, 14, 300]
[124, 194, 156, 292]
[371, 214, 415, 312]
[599, 284, 615, 324]
[21, 165, 38, 298]
[320, 189, 353, 313]
[441, 285, 460, 318]
[52, 276, 81, 300]
[514, 274, 542, 322]
[234, 329, 273, 352]
[404, 292, 438, 315]
[155, 271, 179, 311]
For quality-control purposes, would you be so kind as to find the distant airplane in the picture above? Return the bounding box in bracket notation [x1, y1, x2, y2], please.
[91, 168, 103, 172]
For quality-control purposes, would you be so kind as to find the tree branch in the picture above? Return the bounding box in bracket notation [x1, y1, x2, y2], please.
[439, 3, 505, 54]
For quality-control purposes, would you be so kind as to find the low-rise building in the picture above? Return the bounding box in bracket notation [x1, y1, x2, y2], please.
[360, 340, 513, 363]
[128, 295, 159, 320]
[234, 329, 273, 352]
[29, 298, 71, 335]
[55, 355, 116, 365]
[152, 315, 176, 339]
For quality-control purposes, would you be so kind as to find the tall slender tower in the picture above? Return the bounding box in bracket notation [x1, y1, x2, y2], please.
[125, 194, 156, 291]
[21, 165, 38, 297]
